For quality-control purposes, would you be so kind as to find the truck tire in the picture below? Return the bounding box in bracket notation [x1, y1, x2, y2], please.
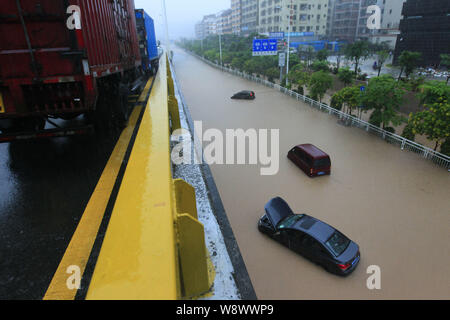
[113, 83, 130, 129]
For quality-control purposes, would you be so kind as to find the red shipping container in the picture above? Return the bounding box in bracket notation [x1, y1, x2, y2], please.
[0, 0, 141, 132]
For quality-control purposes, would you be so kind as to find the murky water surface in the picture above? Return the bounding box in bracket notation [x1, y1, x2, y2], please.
[173, 48, 449, 299]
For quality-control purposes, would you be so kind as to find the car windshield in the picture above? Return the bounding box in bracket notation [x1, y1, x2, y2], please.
[325, 231, 350, 256]
[277, 214, 305, 229]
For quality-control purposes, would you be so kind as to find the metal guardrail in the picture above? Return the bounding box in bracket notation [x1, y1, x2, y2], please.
[190, 52, 450, 170]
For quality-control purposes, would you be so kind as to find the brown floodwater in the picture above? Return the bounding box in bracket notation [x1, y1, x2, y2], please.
[173, 48, 450, 300]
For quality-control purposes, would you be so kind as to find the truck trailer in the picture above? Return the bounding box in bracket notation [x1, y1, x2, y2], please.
[135, 9, 160, 75]
[0, 0, 142, 141]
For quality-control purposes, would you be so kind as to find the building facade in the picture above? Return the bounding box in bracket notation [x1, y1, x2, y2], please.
[231, 0, 242, 34]
[330, 0, 379, 42]
[258, 0, 329, 36]
[217, 9, 233, 35]
[195, 14, 218, 39]
[369, 0, 406, 49]
[394, 0, 450, 67]
[241, 0, 259, 35]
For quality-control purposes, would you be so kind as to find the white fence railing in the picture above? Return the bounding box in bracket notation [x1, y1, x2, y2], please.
[188, 51, 450, 170]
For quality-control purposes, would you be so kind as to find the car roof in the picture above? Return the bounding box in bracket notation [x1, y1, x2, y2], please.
[295, 144, 329, 159]
[239, 90, 253, 94]
[286, 215, 336, 243]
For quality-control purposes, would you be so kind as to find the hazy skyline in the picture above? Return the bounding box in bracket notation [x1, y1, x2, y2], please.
[134, 0, 230, 41]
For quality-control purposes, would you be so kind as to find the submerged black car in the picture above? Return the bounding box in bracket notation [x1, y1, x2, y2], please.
[258, 197, 360, 276]
[231, 90, 255, 100]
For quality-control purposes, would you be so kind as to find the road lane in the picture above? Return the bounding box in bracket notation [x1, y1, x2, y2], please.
[0, 86, 147, 299]
[173, 48, 450, 299]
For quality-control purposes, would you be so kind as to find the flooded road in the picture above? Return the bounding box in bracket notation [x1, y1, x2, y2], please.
[173, 48, 450, 299]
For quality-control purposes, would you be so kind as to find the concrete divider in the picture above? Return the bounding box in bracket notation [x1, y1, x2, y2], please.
[85, 54, 211, 299]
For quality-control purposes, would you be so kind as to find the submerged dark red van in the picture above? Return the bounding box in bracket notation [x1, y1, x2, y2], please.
[288, 144, 331, 177]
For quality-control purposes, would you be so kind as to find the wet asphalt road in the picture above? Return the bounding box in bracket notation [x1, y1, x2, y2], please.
[0, 124, 120, 299]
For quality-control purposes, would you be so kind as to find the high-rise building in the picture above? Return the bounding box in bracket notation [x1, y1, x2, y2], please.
[394, 0, 450, 67]
[370, 0, 406, 49]
[326, 0, 335, 37]
[330, 0, 379, 42]
[195, 14, 218, 39]
[231, 0, 242, 34]
[241, 0, 259, 35]
[258, 0, 329, 36]
[217, 9, 233, 35]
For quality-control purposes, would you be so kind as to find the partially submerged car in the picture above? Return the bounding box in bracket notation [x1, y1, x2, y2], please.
[288, 144, 331, 177]
[258, 197, 360, 276]
[231, 90, 255, 100]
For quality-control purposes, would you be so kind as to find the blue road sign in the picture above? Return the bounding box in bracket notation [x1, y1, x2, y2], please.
[253, 39, 278, 56]
[360, 86, 366, 92]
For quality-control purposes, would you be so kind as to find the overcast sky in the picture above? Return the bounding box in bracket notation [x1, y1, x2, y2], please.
[134, 0, 230, 41]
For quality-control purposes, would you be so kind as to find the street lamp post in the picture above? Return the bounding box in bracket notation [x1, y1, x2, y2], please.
[162, 0, 170, 58]
[286, 0, 293, 87]
[219, 33, 223, 66]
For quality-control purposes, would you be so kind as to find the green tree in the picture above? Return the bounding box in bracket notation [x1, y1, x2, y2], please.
[440, 138, 450, 156]
[409, 97, 450, 150]
[309, 71, 333, 103]
[338, 67, 354, 86]
[398, 51, 422, 81]
[316, 49, 328, 61]
[311, 60, 330, 72]
[298, 45, 315, 69]
[231, 57, 245, 71]
[417, 80, 450, 106]
[361, 75, 405, 129]
[376, 50, 389, 77]
[334, 86, 361, 116]
[345, 41, 370, 78]
[440, 54, 450, 84]
[330, 92, 343, 110]
[402, 123, 416, 141]
[288, 66, 310, 88]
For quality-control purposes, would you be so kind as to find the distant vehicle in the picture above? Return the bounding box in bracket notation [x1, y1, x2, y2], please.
[288, 144, 331, 177]
[372, 61, 378, 70]
[258, 197, 360, 276]
[135, 9, 160, 75]
[231, 91, 255, 100]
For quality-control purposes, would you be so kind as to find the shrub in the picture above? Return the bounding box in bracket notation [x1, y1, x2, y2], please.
[357, 73, 368, 81]
[384, 127, 396, 134]
[402, 123, 416, 141]
[330, 93, 343, 111]
[440, 139, 450, 156]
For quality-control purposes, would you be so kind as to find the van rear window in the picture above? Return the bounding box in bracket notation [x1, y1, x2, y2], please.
[313, 158, 330, 168]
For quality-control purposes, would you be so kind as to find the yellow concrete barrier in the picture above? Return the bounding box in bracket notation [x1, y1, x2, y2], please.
[167, 56, 181, 132]
[86, 54, 211, 300]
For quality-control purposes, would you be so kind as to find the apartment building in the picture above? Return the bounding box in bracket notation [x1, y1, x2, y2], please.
[258, 0, 329, 36]
[217, 9, 233, 35]
[241, 0, 259, 35]
[231, 0, 242, 34]
[195, 14, 217, 40]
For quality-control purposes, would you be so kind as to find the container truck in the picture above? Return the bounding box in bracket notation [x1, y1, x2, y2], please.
[135, 9, 160, 75]
[0, 0, 142, 142]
